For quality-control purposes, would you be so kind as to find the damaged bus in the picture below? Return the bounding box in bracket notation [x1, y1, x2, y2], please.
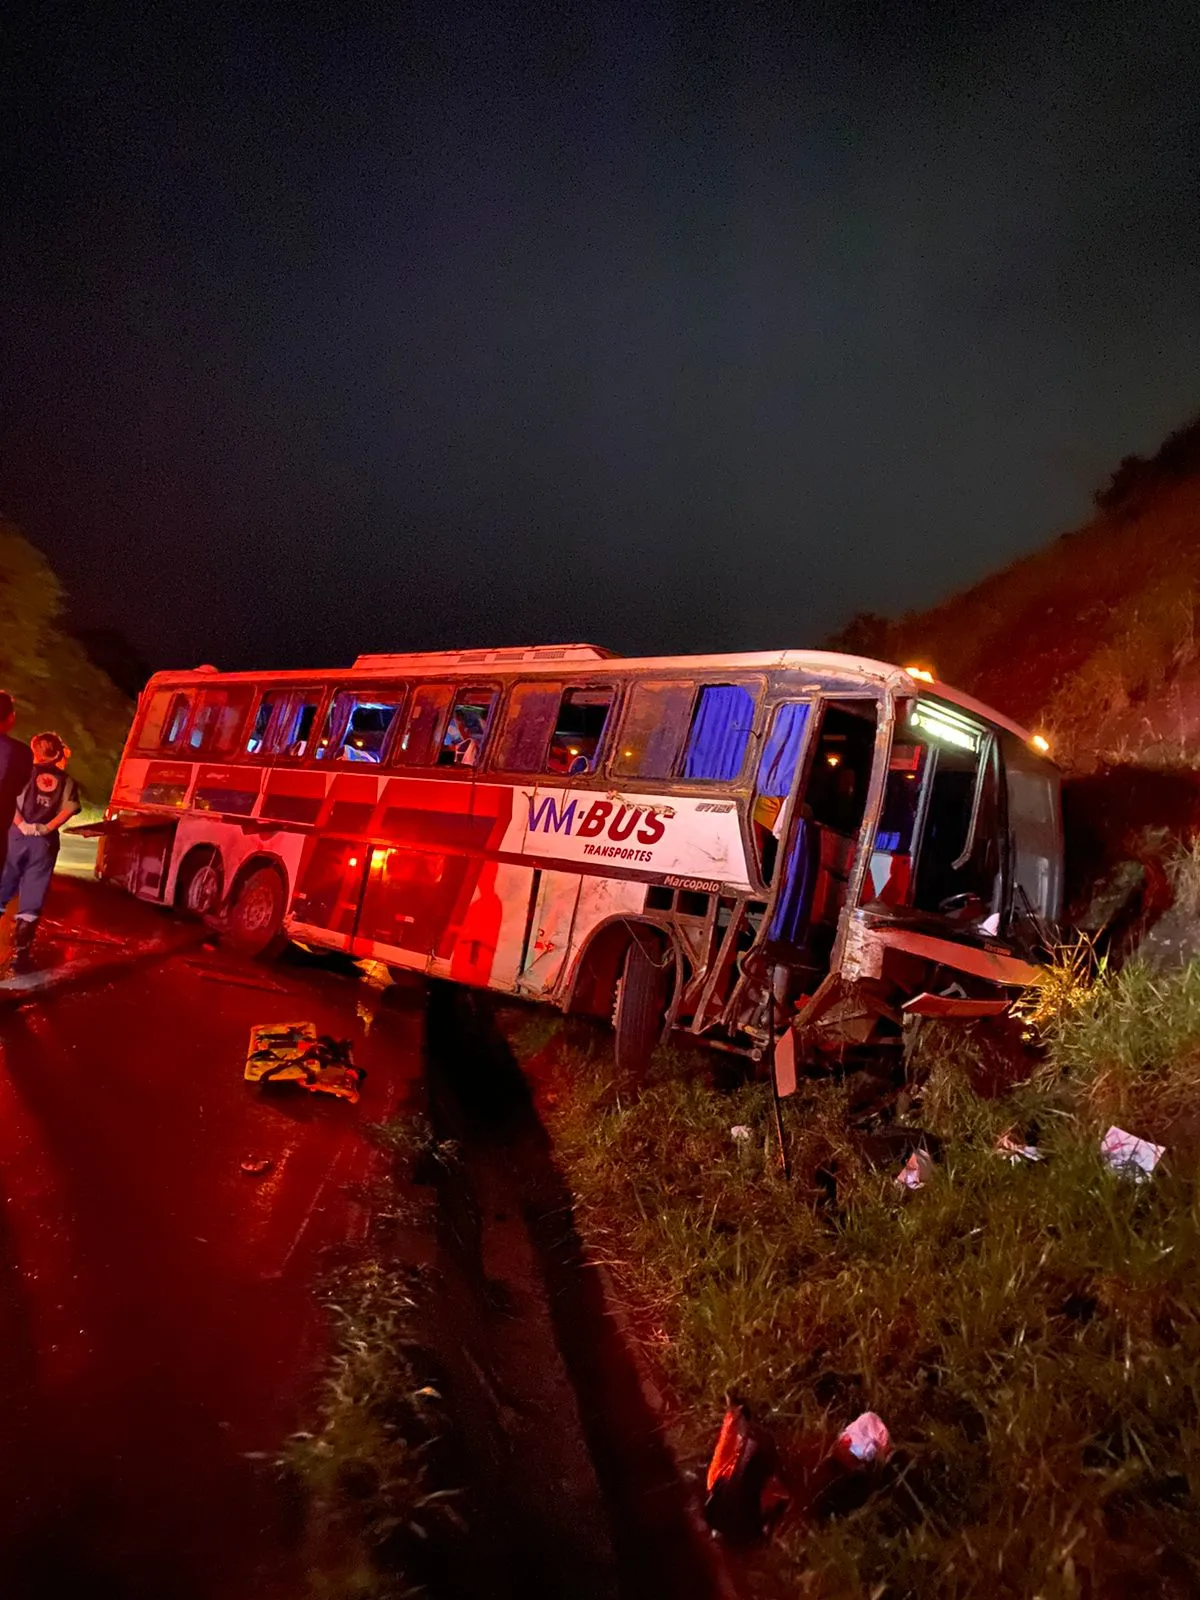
[93, 645, 1062, 1077]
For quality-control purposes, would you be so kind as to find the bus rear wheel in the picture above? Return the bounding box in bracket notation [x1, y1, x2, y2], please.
[614, 935, 669, 1078]
[226, 866, 287, 959]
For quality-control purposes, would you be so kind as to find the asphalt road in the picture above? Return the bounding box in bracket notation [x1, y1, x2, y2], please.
[54, 832, 99, 881]
[0, 877, 419, 1599]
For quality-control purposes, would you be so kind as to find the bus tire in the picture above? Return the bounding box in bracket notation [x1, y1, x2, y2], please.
[176, 848, 223, 919]
[226, 866, 287, 959]
[614, 935, 669, 1078]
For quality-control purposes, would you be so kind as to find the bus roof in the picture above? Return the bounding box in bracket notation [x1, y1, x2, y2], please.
[144, 646, 1040, 746]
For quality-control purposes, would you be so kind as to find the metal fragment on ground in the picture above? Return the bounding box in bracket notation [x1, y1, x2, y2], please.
[703, 1400, 790, 1542]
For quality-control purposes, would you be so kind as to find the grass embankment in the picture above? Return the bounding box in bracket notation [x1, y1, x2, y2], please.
[284, 1118, 457, 1600]
[508, 963, 1200, 1598]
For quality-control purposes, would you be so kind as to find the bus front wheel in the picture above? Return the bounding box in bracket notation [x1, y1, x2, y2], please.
[226, 866, 287, 959]
[613, 935, 669, 1078]
[176, 849, 223, 919]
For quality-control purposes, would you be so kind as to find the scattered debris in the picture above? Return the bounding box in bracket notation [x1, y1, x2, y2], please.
[240, 1157, 274, 1176]
[703, 1399, 790, 1543]
[834, 1410, 891, 1468]
[730, 1124, 754, 1163]
[1100, 1125, 1165, 1182]
[244, 1022, 365, 1102]
[894, 1148, 934, 1190]
[995, 1130, 1046, 1163]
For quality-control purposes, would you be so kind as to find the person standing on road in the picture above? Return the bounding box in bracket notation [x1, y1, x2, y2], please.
[0, 692, 33, 881]
[0, 732, 81, 970]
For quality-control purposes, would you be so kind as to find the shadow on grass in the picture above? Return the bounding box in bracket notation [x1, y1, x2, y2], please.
[423, 980, 722, 1600]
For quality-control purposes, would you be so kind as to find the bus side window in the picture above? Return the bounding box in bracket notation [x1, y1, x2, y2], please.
[493, 682, 564, 772]
[165, 694, 192, 748]
[680, 684, 757, 781]
[246, 694, 277, 755]
[612, 680, 695, 779]
[546, 687, 614, 774]
[188, 687, 253, 755]
[394, 684, 453, 766]
[1004, 739, 1062, 922]
[269, 692, 323, 758]
[437, 687, 498, 767]
[137, 689, 193, 752]
[316, 691, 406, 763]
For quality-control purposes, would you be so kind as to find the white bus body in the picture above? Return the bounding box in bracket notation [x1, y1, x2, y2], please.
[94, 644, 1062, 1074]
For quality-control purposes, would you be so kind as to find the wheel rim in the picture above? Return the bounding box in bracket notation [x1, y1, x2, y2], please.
[240, 880, 278, 935]
[187, 863, 220, 915]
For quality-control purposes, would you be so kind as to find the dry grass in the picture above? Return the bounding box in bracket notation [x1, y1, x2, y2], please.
[510, 975, 1200, 1599]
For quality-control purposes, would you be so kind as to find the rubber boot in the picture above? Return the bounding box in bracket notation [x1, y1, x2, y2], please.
[13, 917, 37, 974]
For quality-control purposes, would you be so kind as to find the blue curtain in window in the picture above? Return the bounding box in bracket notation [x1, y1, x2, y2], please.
[769, 816, 822, 944]
[682, 685, 756, 781]
[756, 702, 810, 798]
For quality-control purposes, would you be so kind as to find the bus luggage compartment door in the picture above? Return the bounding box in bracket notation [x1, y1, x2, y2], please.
[96, 818, 178, 902]
[517, 869, 582, 996]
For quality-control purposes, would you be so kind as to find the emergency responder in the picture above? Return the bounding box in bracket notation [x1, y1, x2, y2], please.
[1, 732, 81, 970]
[0, 691, 33, 881]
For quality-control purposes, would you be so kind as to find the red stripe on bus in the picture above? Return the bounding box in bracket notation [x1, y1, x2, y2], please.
[448, 859, 502, 983]
[263, 772, 327, 798]
[327, 773, 380, 802]
[378, 776, 477, 815]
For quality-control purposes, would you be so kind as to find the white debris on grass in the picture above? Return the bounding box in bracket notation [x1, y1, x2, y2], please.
[995, 1131, 1046, 1163]
[894, 1149, 934, 1190]
[730, 1124, 754, 1164]
[1100, 1125, 1165, 1182]
[835, 1411, 891, 1466]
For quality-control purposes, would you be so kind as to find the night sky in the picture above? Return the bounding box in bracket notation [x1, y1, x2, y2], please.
[4, 1, 1200, 674]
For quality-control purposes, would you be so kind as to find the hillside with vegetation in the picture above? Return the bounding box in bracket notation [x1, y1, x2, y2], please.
[0, 523, 134, 806]
[831, 413, 1200, 777]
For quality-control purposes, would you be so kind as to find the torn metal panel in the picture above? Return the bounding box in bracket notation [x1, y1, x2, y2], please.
[902, 992, 1011, 1019]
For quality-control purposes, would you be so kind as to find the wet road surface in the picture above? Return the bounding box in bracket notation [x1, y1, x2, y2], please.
[0, 885, 420, 1599]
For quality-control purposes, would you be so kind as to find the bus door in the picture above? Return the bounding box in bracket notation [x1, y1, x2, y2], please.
[767, 700, 879, 976]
